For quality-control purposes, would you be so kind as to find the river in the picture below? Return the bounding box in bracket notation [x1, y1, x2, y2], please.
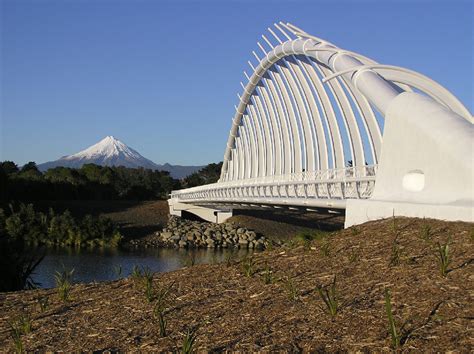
[31, 247, 252, 289]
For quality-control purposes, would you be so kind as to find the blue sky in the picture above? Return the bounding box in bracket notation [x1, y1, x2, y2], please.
[1, 0, 472, 166]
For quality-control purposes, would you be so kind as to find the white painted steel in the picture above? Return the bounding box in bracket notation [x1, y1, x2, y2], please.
[170, 22, 472, 226]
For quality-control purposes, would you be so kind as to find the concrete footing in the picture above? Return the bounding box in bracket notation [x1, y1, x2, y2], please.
[168, 198, 233, 223]
[345, 199, 473, 228]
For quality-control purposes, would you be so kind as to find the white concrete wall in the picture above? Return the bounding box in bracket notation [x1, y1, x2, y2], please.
[346, 92, 473, 227]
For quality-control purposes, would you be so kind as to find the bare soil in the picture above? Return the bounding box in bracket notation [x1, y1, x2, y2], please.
[0, 217, 472, 351]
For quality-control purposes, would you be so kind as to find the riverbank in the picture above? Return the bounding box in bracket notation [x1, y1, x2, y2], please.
[29, 200, 345, 245]
[1, 217, 472, 351]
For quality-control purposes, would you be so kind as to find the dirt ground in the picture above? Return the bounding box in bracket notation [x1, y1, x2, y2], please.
[0, 217, 472, 351]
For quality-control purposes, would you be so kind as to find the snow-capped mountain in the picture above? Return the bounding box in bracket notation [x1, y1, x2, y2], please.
[38, 136, 204, 179]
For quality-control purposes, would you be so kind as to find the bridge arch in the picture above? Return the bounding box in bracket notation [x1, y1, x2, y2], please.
[219, 22, 471, 183]
[170, 22, 472, 227]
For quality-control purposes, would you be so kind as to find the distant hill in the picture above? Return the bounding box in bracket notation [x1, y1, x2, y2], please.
[37, 136, 204, 179]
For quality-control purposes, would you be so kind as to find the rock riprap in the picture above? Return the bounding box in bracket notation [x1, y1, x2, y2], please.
[157, 215, 266, 249]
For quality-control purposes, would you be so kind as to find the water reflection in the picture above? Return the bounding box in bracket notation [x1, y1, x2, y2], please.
[32, 247, 252, 289]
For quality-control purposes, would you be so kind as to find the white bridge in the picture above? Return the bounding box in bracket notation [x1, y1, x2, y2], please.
[169, 22, 473, 227]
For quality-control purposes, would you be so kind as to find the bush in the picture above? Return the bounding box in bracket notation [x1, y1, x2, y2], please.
[2, 203, 122, 248]
[0, 203, 122, 291]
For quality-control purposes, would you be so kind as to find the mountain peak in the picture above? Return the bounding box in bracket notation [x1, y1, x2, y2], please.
[37, 136, 206, 178]
[64, 136, 140, 161]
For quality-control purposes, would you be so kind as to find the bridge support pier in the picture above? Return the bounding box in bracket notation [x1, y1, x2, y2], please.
[168, 198, 233, 223]
[345, 92, 473, 228]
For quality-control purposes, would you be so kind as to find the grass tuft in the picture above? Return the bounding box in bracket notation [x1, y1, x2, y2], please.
[351, 226, 361, 236]
[348, 249, 359, 263]
[389, 236, 402, 267]
[320, 239, 331, 257]
[114, 265, 122, 278]
[54, 267, 74, 303]
[37, 296, 49, 312]
[384, 288, 400, 349]
[225, 251, 236, 267]
[316, 276, 338, 317]
[241, 256, 255, 277]
[436, 239, 451, 277]
[420, 221, 432, 242]
[153, 281, 175, 337]
[9, 323, 23, 354]
[142, 267, 154, 302]
[183, 252, 197, 267]
[283, 275, 299, 301]
[181, 326, 198, 354]
[9, 312, 32, 353]
[262, 262, 274, 284]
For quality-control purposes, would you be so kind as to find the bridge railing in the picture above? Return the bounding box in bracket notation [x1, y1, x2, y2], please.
[171, 165, 377, 205]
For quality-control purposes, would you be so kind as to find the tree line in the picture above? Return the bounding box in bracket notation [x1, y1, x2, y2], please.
[0, 161, 223, 202]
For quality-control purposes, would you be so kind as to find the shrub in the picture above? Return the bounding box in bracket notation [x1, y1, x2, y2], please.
[0, 208, 44, 291]
[1, 203, 122, 249]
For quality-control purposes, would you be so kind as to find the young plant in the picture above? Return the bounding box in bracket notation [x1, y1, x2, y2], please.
[420, 221, 432, 242]
[9, 312, 32, 353]
[389, 235, 402, 267]
[9, 322, 23, 354]
[181, 326, 198, 354]
[183, 252, 197, 267]
[351, 226, 361, 236]
[384, 288, 401, 349]
[154, 297, 168, 338]
[320, 239, 331, 257]
[142, 267, 155, 302]
[283, 275, 299, 301]
[131, 265, 142, 282]
[114, 265, 122, 278]
[224, 252, 236, 267]
[348, 249, 359, 263]
[436, 240, 451, 277]
[155, 306, 167, 337]
[37, 296, 49, 312]
[391, 212, 398, 236]
[296, 233, 313, 250]
[210, 253, 219, 265]
[153, 281, 175, 337]
[241, 256, 255, 277]
[262, 263, 273, 284]
[316, 276, 338, 317]
[54, 267, 74, 303]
